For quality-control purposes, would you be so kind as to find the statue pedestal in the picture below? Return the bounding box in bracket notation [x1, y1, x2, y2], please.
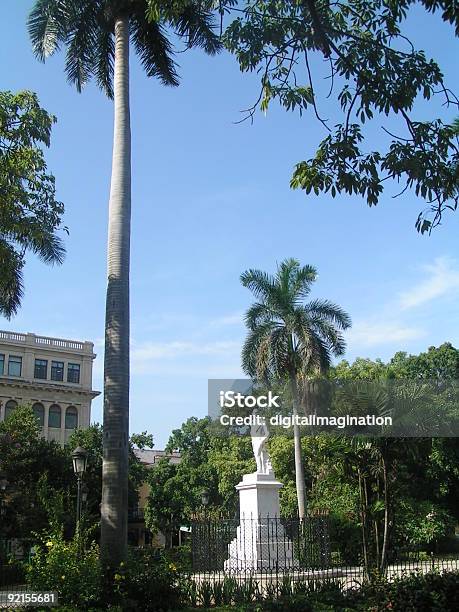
[224, 473, 294, 571]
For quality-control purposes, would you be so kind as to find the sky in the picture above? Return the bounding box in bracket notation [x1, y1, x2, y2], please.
[2, 2, 459, 447]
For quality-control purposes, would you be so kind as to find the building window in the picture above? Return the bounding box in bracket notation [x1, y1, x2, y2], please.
[32, 402, 45, 427]
[5, 400, 18, 419]
[48, 404, 61, 428]
[34, 359, 48, 379]
[0, 354, 4, 375]
[8, 356, 22, 377]
[51, 361, 64, 382]
[65, 406, 78, 430]
[67, 363, 80, 384]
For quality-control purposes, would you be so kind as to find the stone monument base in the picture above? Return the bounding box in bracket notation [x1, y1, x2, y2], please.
[224, 473, 294, 571]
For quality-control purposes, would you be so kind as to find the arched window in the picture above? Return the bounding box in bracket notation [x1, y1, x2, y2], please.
[32, 402, 44, 427]
[48, 404, 61, 428]
[65, 406, 78, 430]
[5, 400, 17, 419]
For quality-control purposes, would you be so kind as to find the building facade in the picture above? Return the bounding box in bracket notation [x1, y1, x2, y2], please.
[0, 330, 99, 445]
[128, 449, 182, 548]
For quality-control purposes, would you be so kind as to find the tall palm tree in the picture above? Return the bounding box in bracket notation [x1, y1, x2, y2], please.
[28, 0, 220, 565]
[241, 258, 351, 519]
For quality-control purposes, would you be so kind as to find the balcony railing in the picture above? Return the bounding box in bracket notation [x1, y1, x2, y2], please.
[0, 331, 91, 353]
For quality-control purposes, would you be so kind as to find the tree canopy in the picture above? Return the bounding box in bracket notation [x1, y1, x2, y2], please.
[0, 90, 65, 318]
[220, 0, 459, 233]
[0, 407, 153, 546]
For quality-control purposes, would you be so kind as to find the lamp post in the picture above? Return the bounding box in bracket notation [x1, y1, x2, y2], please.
[200, 488, 210, 561]
[201, 488, 210, 509]
[71, 447, 87, 530]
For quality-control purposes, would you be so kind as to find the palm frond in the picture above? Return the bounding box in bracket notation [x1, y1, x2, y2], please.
[306, 298, 352, 330]
[240, 268, 276, 301]
[244, 302, 276, 331]
[310, 319, 346, 357]
[0, 240, 24, 319]
[171, 1, 221, 55]
[94, 24, 114, 98]
[302, 335, 332, 374]
[242, 321, 277, 379]
[63, 0, 99, 91]
[291, 264, 317, 299]
[268, 327, 290, 377]
[28, 0, 70, 61]
[276, 258, 300, 293]
[29, 230, 66, 265]
[131, 10, 179, 87]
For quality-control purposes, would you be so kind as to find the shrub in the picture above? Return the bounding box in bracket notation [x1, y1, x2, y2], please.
[112, 548, 188, 610]
[378, 571, 459, 611]
[329, 514, 362, 565]
[27, 531, 102, 609]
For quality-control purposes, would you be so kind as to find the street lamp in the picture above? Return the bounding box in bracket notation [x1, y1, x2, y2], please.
[71, 447, 87, 529]
[72, 446, 88, 477]
[201, 488, 210, 507]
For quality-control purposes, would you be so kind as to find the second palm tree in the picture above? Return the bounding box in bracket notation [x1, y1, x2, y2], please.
[241, 258, 351, 519]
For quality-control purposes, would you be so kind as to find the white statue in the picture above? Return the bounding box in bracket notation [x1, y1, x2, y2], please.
[250, 409, 274, 475]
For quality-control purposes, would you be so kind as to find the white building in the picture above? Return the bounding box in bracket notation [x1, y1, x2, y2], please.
[0, 330, 99, 445]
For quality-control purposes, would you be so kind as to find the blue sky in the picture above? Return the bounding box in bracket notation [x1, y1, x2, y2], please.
[2, 2, 459, 447]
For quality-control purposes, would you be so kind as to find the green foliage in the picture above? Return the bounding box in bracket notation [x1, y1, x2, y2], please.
[356, 571, 459, 611]
[0, 90, 65, 317]
[0, 406, 72, 540]
[145, 417, 254, 539]
[221, 1, 459, 232]
[389, 343, 459, 379]
[331, 357, 390, 380]
[180, 572, 459, 611]
[27, 530, 102, 609]
[396, 499, 455, 547]
[27, 531, 187, 611]
[0, 411, 153, 543]
[110, 548, 187, 611]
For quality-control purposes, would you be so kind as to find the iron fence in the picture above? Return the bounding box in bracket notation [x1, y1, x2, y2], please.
[190, 516, 459, 589]
[192, 515, 331, 573]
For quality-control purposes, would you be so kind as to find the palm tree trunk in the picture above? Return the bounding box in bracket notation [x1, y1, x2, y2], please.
[290, 374, 306, 520]
[101, 16, 131, 567]
[380, 456, 389, 572]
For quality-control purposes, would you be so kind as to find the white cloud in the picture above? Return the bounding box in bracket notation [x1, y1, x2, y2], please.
[132, 340, 240, 361]
[130, 339, 242, 375]
[209, 312, 244, 327]
[399, 257, 459, 310]
[347, 321, 425, 348]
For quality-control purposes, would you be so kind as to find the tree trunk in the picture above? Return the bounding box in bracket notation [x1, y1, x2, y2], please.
[358, 470, 369, 578]
[101, 16, 131, 567]
[290, 374, 306, 520]
[380, 456, 389, 572]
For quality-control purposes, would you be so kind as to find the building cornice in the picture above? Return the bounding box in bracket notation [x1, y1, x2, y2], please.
[0, 377, 100, 399]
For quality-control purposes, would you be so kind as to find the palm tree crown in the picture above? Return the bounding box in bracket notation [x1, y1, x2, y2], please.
[241, 258, 351, 381]
[28, 0, 221, 97]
